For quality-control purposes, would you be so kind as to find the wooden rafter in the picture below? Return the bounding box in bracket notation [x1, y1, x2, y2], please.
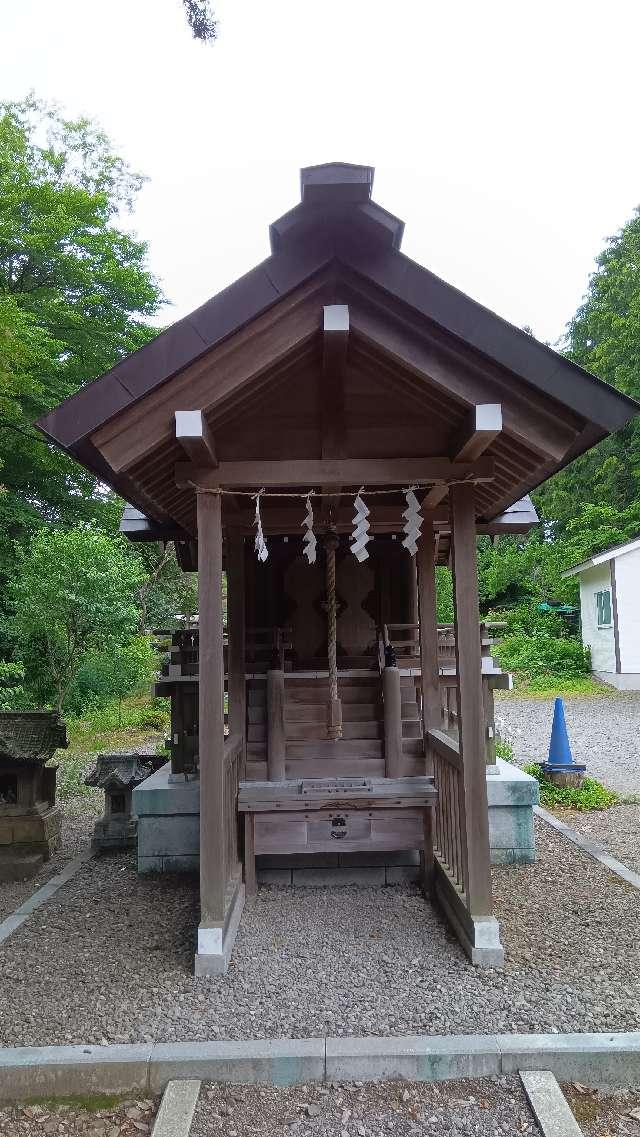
[175, 410, 218, 467]
[422, 405, 502, 511]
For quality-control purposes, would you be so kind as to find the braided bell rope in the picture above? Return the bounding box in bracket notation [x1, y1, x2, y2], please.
[324, 534, 342, 740]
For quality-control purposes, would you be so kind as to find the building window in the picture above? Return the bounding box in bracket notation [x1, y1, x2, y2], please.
[595, 589, 612, 628]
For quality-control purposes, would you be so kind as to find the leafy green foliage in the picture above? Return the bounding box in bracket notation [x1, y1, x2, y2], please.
[495, 629, 589, 685]
[535, 207, 640, 532]
[9, 527, 146, 710]
[495, 735, 516, 763]
[0, 659, 24, 709]
[69, 635, 157, 720]
[435, 566, 454, 622]
[524, 764, 618, 810]
[0, 97, 163, 598]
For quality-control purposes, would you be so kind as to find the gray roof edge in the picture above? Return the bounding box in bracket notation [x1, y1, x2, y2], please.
[563, 533, 640, 577]
[342, 245, 640, 433]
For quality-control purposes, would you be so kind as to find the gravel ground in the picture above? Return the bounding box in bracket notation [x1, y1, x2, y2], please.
[191, 1077, 540, 1137]
[495, 691, 640, 794]
[557, 803, 640, 876]
[0, 1096, 158, 1136]
[0, 802, 98, 922]
[0, 817, 639, 1046]
[562, 1083, 640, 1135]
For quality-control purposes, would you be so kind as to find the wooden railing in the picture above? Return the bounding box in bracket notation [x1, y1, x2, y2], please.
[427, 729, 468, 898]
[224, 734, 243, 889]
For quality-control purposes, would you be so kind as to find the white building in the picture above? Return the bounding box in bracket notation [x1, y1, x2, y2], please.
[564, 536, 640, 690]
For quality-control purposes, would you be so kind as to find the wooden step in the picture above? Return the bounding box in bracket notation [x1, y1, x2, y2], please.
[402, 738, 424, 756]
[285, 757, 386, 779]
[283, 757, 426, 779]
[285, 720, 382, 741]
[285, 674, 379, 688]
[285, 702, 379, 723]
[285, 739, 383, 759]
[401, 701, 419, 718]
[248, 742, 267, 761]
[402, 720, 421, 738]
[286, 686, 379, 704]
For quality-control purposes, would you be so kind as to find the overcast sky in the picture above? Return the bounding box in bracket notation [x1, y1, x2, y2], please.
[4, 0, 640, 344]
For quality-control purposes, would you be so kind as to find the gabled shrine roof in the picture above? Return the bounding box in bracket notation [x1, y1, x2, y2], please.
[36, 163, 639, 538]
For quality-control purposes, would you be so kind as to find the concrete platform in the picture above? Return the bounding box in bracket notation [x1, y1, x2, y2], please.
[134, 759, 539, 877]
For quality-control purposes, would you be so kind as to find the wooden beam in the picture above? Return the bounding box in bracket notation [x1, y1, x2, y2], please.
[196, 488, 226, 928]
[422, 404, 502, 510]
[176, 456, 495, 490]
[175, 410, 218, 467]
[450, 483, 493, 917]
[321, 304, 348, 459]
[450, 404, 502, 462]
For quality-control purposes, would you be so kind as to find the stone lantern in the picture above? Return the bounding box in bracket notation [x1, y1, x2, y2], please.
[85, 753, 166, 850]
[0, 712, 66, 881]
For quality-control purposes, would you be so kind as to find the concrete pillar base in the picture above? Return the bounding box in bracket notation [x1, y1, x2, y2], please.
[194, 882, 245, 977]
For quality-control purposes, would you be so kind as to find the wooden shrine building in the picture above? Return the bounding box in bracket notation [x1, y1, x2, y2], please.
[38, 163, 638, 975]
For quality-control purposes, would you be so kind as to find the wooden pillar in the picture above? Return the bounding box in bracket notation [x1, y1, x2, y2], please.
[450, 484, 492, 917]
[226, 531, 246, 760]
[267, 669, 286, 781]
[196, 489, 226, 928]
[382, 665, 403, 778]
[417, 518, 441, 735]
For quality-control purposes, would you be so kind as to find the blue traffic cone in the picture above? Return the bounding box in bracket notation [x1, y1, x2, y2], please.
[542, 697, 585, 775]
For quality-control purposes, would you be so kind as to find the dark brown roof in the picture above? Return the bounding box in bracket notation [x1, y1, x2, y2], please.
[0, 712, 67, 764]
[36, 163, 639, 527]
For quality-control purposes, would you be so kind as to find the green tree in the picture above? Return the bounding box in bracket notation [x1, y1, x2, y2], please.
[535, 207, 640, 531]
[9, 527, 146, 711]
[71, 636, 157, 724]
[0, 660, 24, 710]
[0, 98, 163, 593]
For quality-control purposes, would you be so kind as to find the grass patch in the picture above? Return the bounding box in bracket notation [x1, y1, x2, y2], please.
[495, 736, 516, 763]
[524, 763, 619, 810]
[52, 693, 169, 804]
[499, 673, 615, 698]
[21, 1093, 127, 1112]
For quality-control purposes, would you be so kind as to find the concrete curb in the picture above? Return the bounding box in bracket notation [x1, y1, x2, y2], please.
[152, 1080, 201, 1137]
[520, 1070, 582, 1137]
[1, 1032, 640, 1101]
[534, 805, 640, 891]
[0, 847, 95, 947]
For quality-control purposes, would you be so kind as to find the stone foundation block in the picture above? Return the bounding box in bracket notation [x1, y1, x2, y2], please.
[487, 759, 539, 865]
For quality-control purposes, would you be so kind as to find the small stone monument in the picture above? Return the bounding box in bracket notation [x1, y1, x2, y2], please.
[85, 753, 166, 850]
[0, 711, 66, 881]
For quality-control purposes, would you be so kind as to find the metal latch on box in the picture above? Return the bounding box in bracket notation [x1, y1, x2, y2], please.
[300, 777, 372, 796]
